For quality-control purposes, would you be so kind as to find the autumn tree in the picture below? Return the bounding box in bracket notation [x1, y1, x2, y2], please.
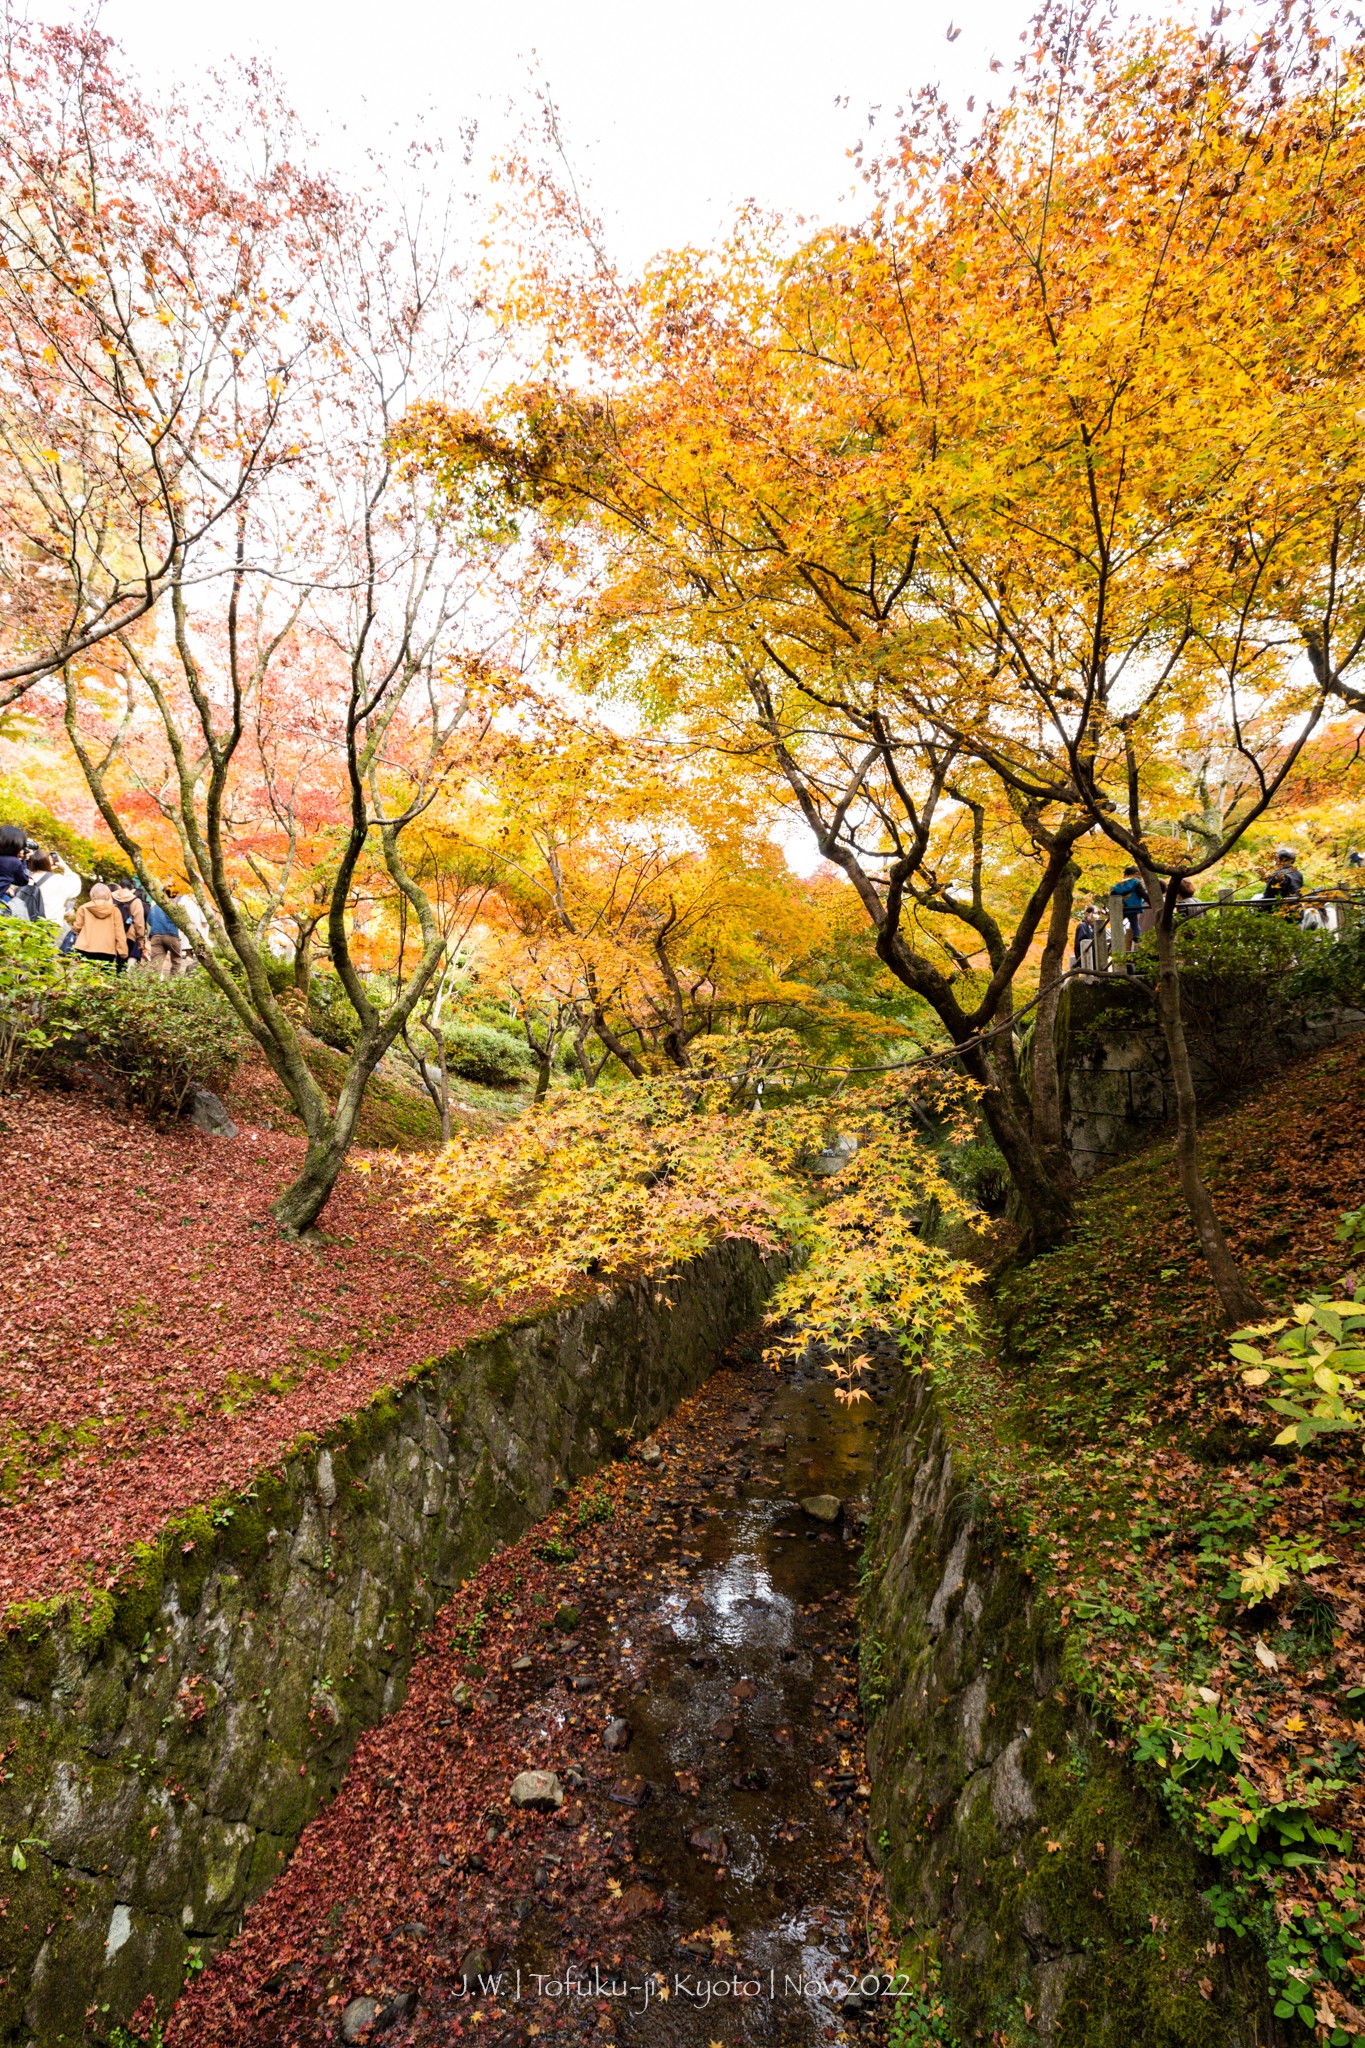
[484, 720, 751, 1079]
[0, 18, 337, 706]
[475, 714, 920, 1096]
[842, 2, 1365, 1317]
[43, 65, 517, 1235]
[406, 1, 1365, 1298]
[405, 248, 1093, 1252]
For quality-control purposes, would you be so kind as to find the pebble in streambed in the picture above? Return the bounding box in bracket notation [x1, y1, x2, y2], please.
[493, 1355, 890, 2048]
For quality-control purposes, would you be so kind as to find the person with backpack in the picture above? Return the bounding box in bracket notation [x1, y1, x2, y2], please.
[1259, 847, 1304, 912]
[0, 825, 31, 918]
[146, 895, 187, 977]
[1110, 867, 1149, 953]
[110, 881, 147, 965]
[67, 883, 128, 968]
[22, 851, 78, 928]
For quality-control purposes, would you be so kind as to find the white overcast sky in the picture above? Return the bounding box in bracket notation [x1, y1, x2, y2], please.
[64, 0, 1172, 878]
[70, 0, 1137, 269]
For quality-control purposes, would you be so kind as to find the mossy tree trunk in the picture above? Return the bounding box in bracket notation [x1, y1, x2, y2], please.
[1030, 862, 1078, 1194]
[1148, 878, 1265, 1324]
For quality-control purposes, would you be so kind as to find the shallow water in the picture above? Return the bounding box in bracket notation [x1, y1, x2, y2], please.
[510, 1362, 885, 2046]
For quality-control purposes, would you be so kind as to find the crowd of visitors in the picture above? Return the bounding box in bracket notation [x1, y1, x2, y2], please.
[1071, 846, 1351, 972]
[0, 825, 197, 975]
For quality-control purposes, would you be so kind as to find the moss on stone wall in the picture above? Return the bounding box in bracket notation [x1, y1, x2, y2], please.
[861, 1365, 1278, 2047]
[0, 1239, 783, 2047]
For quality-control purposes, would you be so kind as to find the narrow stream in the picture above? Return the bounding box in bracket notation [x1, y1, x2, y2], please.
[506, 1358, 888, 2046]
[199, 1350, 893, 2048]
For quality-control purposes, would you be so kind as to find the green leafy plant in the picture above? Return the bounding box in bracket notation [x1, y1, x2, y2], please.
[576, 1485, 614, 1528]
[886, 1950, 959, 2048]
[438, 1019, 533, 1087]
[1232, 1301, 1365, 1448]
[1134, 1699, 1244, 1781]
[451, 1606, 487, 1658]
[0, 921, 81, 1088]
[1335, 1207, 1365, 1256]
[71, 972, 248, 1119]
[939, 1135, 1010, 1214]
[1207, 1775, 1352, 1875]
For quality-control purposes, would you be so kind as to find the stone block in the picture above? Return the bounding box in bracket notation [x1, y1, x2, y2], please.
[1072, 1071, 1132, 1116]
[1095, 1031, 1160, 1073]
[188, 1815, 255, 1926]
[860, 1330, 1279, 2048]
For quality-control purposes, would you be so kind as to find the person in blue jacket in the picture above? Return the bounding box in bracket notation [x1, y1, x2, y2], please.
[1111, 867, 1149, 950]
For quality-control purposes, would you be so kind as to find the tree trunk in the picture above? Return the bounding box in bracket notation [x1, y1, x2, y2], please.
[534, 1054, 553, 1102]
[875, 930, 1075, 1256]
[961, 1036, 1074, 1254]
[592, 1007, 645, 1080]
[436, 1029, 451, 1144]
[573, 1022, 605, 1090]
[269, 1053, 378, 1237]
[293, 925, 314, 999]
[270, 1128, 353, 1238]
[1031, 864, 1078, 1193]
[1150, 893, 1265, 1324]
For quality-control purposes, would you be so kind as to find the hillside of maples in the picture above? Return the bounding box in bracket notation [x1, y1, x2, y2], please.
[3, 1, 1365, 2044]
[930, 1034, 1365, 2039]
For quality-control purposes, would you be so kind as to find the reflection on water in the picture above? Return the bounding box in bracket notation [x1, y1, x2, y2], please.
[513, 1365, 886, 2046]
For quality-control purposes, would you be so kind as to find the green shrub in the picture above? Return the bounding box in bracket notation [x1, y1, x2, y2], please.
[1133, 905, 1317, 978]
[306, 979, 362, 1052]
[0, 930, 247, 1114]
[1289, 918, 1365, 1007]
[439, 1020, 532, 1087]
[941, 1135, 1009, 1213]
[0, 920, 81, 1088]
[70, 972, 248, 1118]
[1130, 908, 1354, 1095]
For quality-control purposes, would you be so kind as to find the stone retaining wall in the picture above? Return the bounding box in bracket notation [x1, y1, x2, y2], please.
[0, 1239, 782, 2046]
[1061, 980, 1365, 1179]
[859, 1363, 1278, 2047]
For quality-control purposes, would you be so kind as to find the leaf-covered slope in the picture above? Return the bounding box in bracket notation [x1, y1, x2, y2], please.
[0, 1088, 534, 1621]
[942, 1034, 1365, 2041]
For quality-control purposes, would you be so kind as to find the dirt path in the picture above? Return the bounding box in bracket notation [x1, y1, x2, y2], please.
[169, 1341, 891, 2048]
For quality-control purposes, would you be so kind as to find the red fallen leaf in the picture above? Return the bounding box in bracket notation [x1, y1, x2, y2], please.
[0, 1086, 547, 1613]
